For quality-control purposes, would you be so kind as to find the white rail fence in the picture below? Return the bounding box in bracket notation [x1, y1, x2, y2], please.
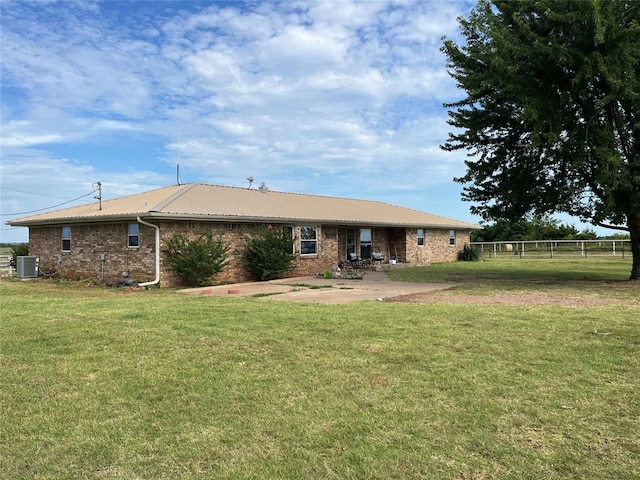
[0, 255, 13, 277]
[471, 239, 631, 259]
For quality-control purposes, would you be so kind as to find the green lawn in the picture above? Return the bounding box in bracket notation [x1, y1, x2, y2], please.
[1, 259, 638, 479]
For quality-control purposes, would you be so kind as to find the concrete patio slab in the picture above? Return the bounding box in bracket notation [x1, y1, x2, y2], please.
[177, 270, 456, 304]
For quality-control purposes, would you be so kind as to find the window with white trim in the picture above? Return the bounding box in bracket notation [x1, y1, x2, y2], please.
[449, 230, 456, 246]
[300, 226, 317, 255]
[128, 223, 139, 248]
[62, 226, 71, 251]
[417, 229, 425, 247]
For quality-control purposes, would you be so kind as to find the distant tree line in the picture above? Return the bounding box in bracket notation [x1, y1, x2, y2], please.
[0, 243, 28, 249]
[471, 217, 631, 243]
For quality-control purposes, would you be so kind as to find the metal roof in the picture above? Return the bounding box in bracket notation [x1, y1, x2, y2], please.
[8, 183, 480, 229]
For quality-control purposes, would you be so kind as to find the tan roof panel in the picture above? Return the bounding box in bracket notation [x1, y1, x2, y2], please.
[8, 183, 479, 229]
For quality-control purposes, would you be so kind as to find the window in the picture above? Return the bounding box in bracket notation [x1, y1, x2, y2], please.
[61, 226, 71, 251]
[417, 229, 425, 247]
[300, 226, 317, 255]
[360, 228, 372, 259]
[128, 223, 139, 248]
[282, 226, 295, 254]
[346, 228, 356, 256]
[449, 230, 456, 246]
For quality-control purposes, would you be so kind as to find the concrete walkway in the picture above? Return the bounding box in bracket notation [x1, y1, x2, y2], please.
[177, 270, 456, 304]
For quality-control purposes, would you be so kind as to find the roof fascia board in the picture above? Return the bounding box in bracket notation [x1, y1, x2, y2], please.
[9, 212, 479, 230]
[140, 212, 478, 229]
[8, 215, 145, 227]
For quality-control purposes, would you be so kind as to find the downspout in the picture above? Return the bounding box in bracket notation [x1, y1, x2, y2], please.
[137, 216, 160, 287]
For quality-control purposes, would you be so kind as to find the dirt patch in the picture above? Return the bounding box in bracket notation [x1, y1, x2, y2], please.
[386, 290, 628, 307]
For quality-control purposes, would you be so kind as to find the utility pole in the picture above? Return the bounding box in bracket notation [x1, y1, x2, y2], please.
[95, 182, 102, 210]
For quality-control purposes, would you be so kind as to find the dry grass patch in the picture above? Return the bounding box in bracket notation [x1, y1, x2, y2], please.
[386, 258, 638, 307]
[387, 289, 633, 306]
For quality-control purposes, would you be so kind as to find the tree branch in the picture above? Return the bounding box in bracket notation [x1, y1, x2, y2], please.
[595, 222, 629, 232]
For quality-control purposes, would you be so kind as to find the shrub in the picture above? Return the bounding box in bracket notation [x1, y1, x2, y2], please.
[163, 232, 229, 287]
[9, 244, 29, 268]
[458, 244, 481, 261]
[243, 227, 295, 281]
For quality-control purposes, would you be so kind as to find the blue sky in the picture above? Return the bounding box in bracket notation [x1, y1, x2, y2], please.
[0, 0, 604, 243]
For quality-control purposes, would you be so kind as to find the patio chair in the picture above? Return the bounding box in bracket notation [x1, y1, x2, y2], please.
[371, 252, 385, 264]
[347, 252, 362, 268]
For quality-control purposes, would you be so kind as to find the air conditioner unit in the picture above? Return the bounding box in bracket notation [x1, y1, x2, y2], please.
[16, 256, 38, 279]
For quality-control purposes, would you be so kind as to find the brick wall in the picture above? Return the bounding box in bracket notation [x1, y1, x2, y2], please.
[405, 228, 471, 264]
[29, 223, 155, 284]
[29, 221, 339, 287]
[430, 228, 471, 263]
[28, 222, 470, 287]
[157, 222, 339, 285]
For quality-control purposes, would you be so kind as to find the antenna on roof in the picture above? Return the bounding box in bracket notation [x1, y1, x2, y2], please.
[258, 182, 269, 193]
[93, 181, 102, 210]
[247, 177, 254, 189]
[176, 128, 182, 185]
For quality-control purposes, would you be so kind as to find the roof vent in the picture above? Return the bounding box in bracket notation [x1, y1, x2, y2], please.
[258, 182, 269, 193]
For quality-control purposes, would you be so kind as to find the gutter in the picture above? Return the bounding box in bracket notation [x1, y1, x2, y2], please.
[136, 216, 160, 287]
[135, 213, 482, 229]
[8, 211, 481, 230]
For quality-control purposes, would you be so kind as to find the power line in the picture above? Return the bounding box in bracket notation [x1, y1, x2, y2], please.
[0, 186, 69, 199]
[0, 189, 98, 216]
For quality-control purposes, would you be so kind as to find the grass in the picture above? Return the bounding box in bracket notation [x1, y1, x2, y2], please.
[1, 258, 639, 479]
[388, 257, 638, 300]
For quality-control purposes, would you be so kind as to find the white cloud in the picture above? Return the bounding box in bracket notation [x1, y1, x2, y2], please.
[1, 0, 486, 244]
[0, 123, 65, 148]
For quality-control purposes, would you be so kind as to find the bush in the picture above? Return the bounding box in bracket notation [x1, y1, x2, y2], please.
[243, 227, 295, 281]
[458, 244, 481, 261]
[163, 232, 229, 287]
[9, 244, 29, 268]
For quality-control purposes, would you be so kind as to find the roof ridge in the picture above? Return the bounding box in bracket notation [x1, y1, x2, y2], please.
[150, 183, 198, 211]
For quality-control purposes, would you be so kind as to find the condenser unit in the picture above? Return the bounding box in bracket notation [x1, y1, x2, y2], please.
[16, 256, 38, 279]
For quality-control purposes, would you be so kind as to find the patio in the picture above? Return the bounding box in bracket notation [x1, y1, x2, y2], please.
[177, 270, 456, 304]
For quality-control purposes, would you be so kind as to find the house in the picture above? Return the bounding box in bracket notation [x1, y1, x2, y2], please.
[7, 183, 479, 287]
